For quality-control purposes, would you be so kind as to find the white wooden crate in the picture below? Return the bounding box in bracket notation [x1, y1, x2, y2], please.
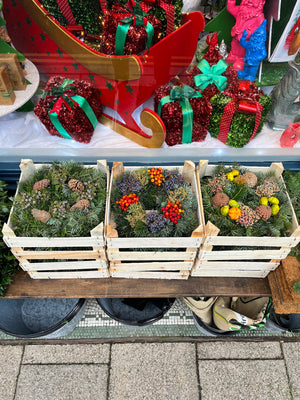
[2, 159, 109, 279]
[192, 161, 300, 278]
[106, 161, 204, 279]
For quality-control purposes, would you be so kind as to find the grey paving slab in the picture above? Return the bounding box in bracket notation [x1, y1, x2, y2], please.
[23, 344, 110, 364]
[282, 342, 300, 400]
[197, 342, 282, 359]
[198, 359, 292, 400]
[15, 364, 108, 400]
[0, 345, 23, 400]
[109, 343, 199, 400]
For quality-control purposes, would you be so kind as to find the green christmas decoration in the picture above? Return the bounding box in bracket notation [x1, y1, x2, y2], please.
[201, 164, 293, 240]
[11, 161, 107, 238]
[0, 181, 19, 297]
[111, 167, 198, 239]
[40, 0, 103, 36]
[209, 92, 272, 148]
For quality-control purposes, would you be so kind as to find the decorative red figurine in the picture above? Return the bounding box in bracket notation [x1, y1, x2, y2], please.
[226, 0, 265, 71]
[280, 122, 300, 148]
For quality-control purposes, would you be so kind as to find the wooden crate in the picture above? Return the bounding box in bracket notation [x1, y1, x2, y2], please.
[2, 159, 109, 279]
[192, 161, 300, 278]
[106, 161, 204, 279]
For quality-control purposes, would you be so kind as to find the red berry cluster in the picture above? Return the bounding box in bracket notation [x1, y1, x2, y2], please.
[148, 167, 164, 186]
[161, 201, 184, 224]
[116, 194, 139, 212]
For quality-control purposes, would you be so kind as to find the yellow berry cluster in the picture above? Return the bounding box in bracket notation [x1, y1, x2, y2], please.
[259, 196, 280, 215]
[148, 167, 164, 186]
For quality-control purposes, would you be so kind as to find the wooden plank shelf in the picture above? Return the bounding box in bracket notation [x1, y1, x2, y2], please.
[4, 271, 271, 299]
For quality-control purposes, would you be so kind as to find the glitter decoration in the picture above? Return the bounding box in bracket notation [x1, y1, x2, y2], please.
[153, 85, 212, 146]
[145, 210, 166, 233]
[34, 76, 102, 144]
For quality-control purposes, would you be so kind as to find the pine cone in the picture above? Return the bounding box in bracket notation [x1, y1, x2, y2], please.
[70, 199, 90, 211]
[31, 208, 51, 223]
[255, 205, 272, 221]
[68, 179, 84, 191]
[241, 172, 257, 188]
[212, 192, 229, 208]
[33, 179, 50, 191]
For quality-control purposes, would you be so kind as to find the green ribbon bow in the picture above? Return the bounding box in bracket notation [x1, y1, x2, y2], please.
[115, 3, 154, 55]
[47, 79, 98, 140]
[194, 59, 228, 91]
[158, 85, 202, 144]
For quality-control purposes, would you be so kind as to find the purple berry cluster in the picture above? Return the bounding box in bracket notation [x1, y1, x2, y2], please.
[117, 175, 143, 195]
[145, 210, 167, 233]
[163, 171, 186, 191]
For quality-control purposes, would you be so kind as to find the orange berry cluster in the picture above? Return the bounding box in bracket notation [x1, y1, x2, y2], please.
[148, 167, 164, 186]
[116, 194, 139, 211]
[161, 201, 184, 224]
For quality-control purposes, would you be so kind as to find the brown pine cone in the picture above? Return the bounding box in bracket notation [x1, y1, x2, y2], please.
[70, 199, 90, 211]
[212, 192, 229, 208]
[68, 179, 84, 191]
[255, 205, 272, 221]
[31, 208, 51, 223]
[241, 172, 257, 188]
[33, 179, 50, 191]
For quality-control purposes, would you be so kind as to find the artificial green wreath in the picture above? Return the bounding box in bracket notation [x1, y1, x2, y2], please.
[201, 164, 293, 238]
[111, 167, 198, 238]
[11, 161, 106, 238]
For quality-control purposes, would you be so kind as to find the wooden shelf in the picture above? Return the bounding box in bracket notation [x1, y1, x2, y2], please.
[4, 271, 271, 299]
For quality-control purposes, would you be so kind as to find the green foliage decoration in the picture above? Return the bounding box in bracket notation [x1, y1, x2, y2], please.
[201, 164, 293, 239]
[0, 181, 19, 297]
[111, 167, 198, 239]
[11, 161, 106, 238]
[283, 170, 300, 261]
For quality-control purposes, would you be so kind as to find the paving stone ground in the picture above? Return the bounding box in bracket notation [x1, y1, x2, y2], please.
[0, 341, 299, 400]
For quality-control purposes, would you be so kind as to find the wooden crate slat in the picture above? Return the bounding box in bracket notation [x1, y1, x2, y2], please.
[21, 260, 107, 271]
[204, 235, 300, 248]
[28, 270, 109, 279]
[192, 269, 269, 278]
[110, 261, 194, 271]
[4, 236, 103, 248]
[110, 271, 189, 280]
[195, 261, 279, 270]
[12, 250, 105, 260]
[107, 251, 197, 261]
[107, 237, 200, 248]
[199, 249, 290, 260]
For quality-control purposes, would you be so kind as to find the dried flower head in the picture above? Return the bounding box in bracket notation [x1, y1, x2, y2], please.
[241, 172, 257, 188]
[208, 173, 227, 194]
[212, 192, 229, 208]
[255, 180, 280, 198]
[238, 205, 260, 227]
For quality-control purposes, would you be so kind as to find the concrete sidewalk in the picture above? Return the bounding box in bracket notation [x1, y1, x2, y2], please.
[1, 341, 299, 400]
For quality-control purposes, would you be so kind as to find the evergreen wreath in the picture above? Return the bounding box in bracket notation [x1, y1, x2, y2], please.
[11, 161, 106, 238]
[0, 180, 19, 296]
[201, 164, 293, 238]
[111, 167, 198, 238]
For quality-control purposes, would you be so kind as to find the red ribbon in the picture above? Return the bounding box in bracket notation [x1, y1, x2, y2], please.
[56, 0, 76, 25]
[218, 96, 263, 144]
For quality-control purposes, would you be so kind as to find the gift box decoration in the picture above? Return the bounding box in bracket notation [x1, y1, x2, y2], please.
[180, 59, 238, 100]
[100, 3, 162, 55]
[209, 81, 272, 148]
[154, 85, 212, 146]
[34, 76, 102, 143]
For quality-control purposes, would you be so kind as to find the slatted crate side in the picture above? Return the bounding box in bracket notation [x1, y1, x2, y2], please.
[191, 161, 300, 278]
[2, 159, 110, 279]
[105, 161, 203, 279]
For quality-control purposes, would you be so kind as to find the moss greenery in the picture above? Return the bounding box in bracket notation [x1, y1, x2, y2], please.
[111, 168, 198, 239]
[11, 161, 106, 238]
[283, 169, 300, 262]
[0, 181, 19, 297]
[201, 164, 293, 238]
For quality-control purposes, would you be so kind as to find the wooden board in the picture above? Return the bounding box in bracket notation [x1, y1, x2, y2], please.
[268, 256, 300, 314]
[3, 270, 271, 298]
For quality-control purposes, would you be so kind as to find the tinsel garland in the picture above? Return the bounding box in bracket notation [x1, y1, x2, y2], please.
[201, 164, 293, 239]
[40, 0, 103, 35]
[11, 161, 107, 238]
[111, 168, 198, 238]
